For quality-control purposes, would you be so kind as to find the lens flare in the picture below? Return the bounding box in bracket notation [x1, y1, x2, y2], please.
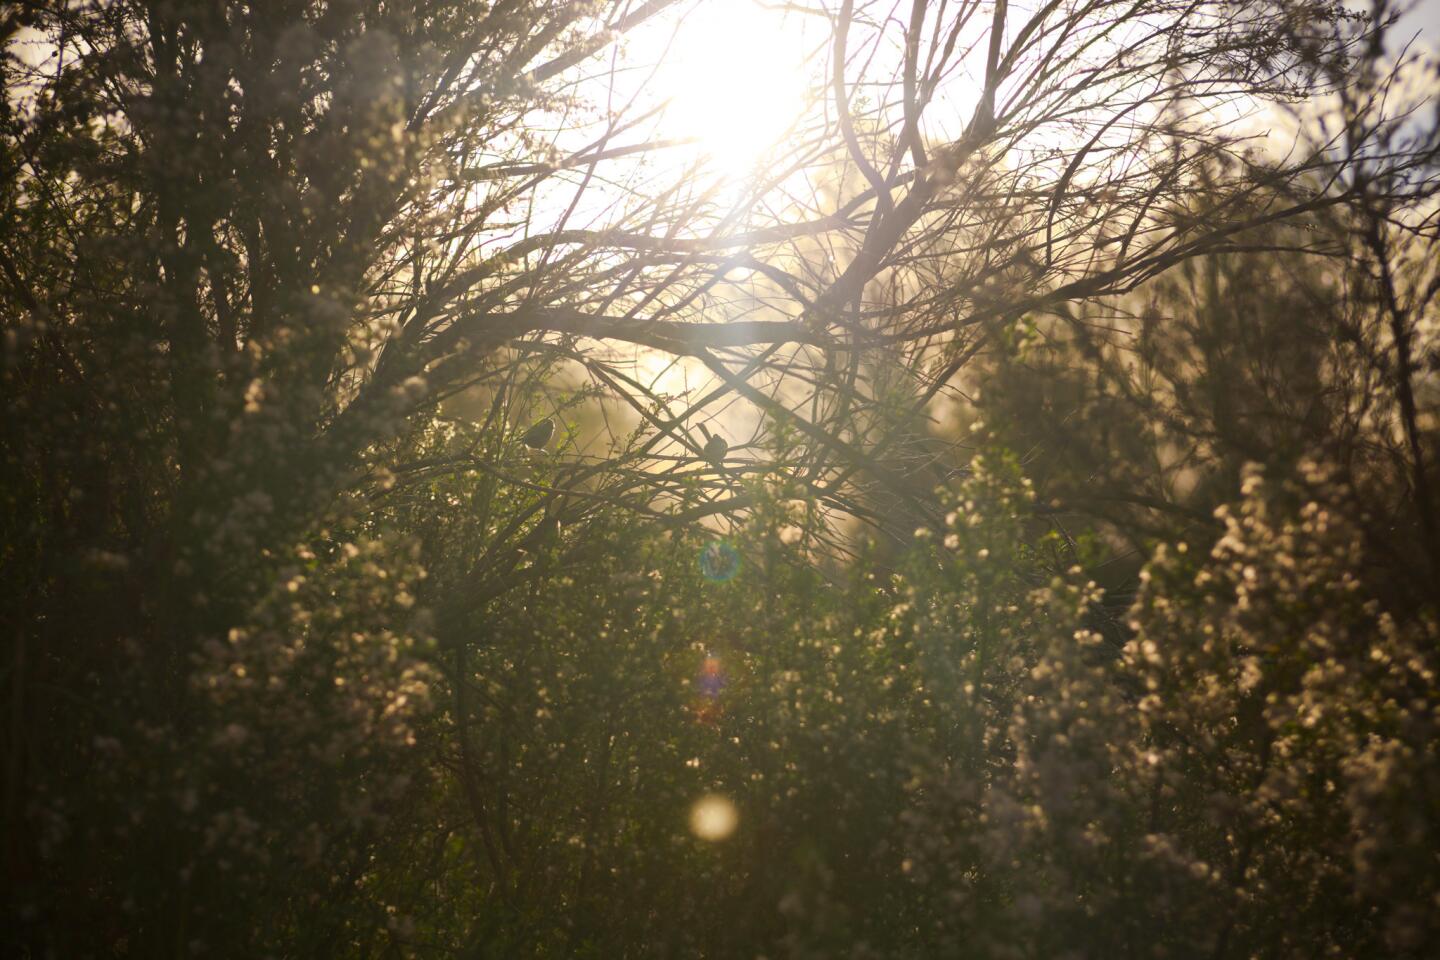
[699, 540, 740, 581]
[698, 654, 725, 697]
[689, 794, 738, 841]
[690, 652, 727, 725]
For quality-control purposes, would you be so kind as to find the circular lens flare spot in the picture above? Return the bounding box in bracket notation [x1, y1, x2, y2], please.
[689, 794, 738, 841]
[699, 540, 740, 581]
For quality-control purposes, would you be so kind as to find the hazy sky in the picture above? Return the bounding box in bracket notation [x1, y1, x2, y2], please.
[1401, 0, 1440, 44]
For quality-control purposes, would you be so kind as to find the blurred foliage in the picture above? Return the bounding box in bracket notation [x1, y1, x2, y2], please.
[971, 165, 1440, 613]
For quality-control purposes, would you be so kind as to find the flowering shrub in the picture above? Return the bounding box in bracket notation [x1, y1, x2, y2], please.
[1117, 465, 1439, 957]
[16, 530, 436, 955]
[390, 457, 1437, 959]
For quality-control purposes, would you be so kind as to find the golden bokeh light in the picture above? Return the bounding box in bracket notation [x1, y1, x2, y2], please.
[689, 793, 739, 841]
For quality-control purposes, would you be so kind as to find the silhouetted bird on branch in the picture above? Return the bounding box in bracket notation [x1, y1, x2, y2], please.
[703, 433, 728, 466]
[520, 417, 554, 450]
[698, 423, 728, 467]
[697, 424, 736, 499]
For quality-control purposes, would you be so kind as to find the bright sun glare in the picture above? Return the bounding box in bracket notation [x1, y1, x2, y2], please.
[648, 1, 816, 174]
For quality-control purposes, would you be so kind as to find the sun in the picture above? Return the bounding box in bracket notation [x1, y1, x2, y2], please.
[645, 1, 819, 175]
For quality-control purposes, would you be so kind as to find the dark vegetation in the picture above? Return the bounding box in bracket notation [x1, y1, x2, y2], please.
[2, 1, 1437, 956]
